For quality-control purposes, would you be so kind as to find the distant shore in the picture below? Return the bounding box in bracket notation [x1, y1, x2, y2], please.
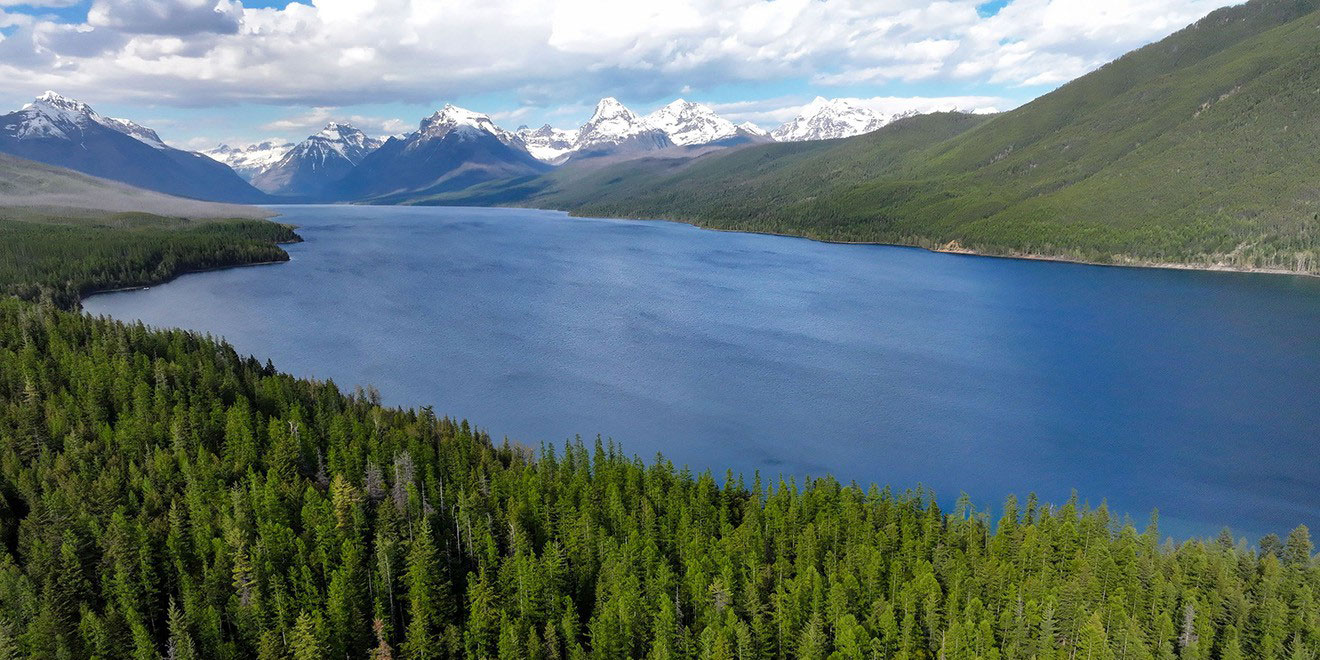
[568, 211, 1319, 279]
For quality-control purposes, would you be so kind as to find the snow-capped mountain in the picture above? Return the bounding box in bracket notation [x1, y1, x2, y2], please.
[0, 91, 267, 203]
[96, 116, 168, 149]
[334, 104, 547, 202]
[516, 124, 579, 163]
[568, 98, 673, 160]
[737, 122, 768, 138]
[643, 99, 739, 147]
[771, 97, 896, 142]
[203, 141, 294, 181]
[2, 92, 165, 148]
[417, 104, 520, 146]
[251, 123, 382, 197]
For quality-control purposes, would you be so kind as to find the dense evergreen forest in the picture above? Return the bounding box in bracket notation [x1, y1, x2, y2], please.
[0, 213, 1316, 658]
[0, 213, 297, 309]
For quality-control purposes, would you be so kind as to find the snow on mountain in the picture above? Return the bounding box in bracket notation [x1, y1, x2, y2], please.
[737, 122, 769, 137]
[203, 140, 295, 181]
[516, 124, 579, 162]
[643, 99, 738, 147]
[573, 98, 667, 150]
[302, 122, 381, 163]
[97, 116, 167, 149]
[417, 104, 519, 147]
[334, 104, 547, 201]
[6, 91, 99, 140]
[0, 91, 268, 203]
[4, 92, 174, 149]
[250, 123, 382, 197]
[566, 98, 673, 159]
[770, 97, 892, 142]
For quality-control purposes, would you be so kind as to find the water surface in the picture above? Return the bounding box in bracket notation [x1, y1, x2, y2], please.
[85, 205, 1320, 540]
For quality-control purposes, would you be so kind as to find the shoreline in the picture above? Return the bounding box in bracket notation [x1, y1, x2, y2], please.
[81, 257, 291, 302]
[563, 210, 1319, 279]
[79, 233, 301, 304]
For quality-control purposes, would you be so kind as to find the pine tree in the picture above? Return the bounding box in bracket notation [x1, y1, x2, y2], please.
[165, 599, 198, 660]
[404, 519, 441, 659]
[289, 612, 325, 660]
[1078, 611, 1115, 660]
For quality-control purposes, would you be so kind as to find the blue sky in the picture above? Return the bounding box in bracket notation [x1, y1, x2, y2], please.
[0, 0, 1234, 149]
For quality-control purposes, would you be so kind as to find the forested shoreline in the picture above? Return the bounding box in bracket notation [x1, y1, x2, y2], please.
[0, 213, 1315, 658]
[0, 213, 298, 309]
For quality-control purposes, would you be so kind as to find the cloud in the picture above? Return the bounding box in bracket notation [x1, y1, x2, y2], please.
[709, 94, 1015, 128]
[88, 0, 241, 36]
[0, 0, 82, 6]
[0, 0, 1238, 127]
[260, 106, 409, 138]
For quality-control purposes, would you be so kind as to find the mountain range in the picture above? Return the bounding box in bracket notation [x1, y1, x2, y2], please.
[333, 104, 549, 202]
[203, 141, 294, 181]
[11, 0, 1315, 277]
[421, 0, 1320, 274]
[0, 88, 959, 205]
[0, 92, 268, 203]
[252, 123, 382, 197]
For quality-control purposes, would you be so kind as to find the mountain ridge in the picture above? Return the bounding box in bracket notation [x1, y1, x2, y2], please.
[418, 0, 1320, 274]
[0, 92, 269, 204]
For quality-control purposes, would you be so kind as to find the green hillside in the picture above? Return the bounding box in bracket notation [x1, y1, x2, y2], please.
[432, 0, 1320, 273]
[0, 154, 298, 307]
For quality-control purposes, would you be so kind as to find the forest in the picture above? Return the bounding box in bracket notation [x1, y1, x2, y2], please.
[429, 0, 1320, 275]
[0, 213, 1316, 658]
[0, 212, 297, 309]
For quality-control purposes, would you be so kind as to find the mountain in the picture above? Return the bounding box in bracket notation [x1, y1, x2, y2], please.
[515, 124, 579, 163]
[566, 98, 674, 161]
[737, 121, 769, 138]
[94, 116, 168, 149]
[0, 151, 271, 220]
[251, 123, 381, 197]
[203, 140, 294, 181]
[643, 99, 741, 146]
[0, 92, 268, 203]
[433, 0, 1320, 274]
[769, 97, 897, 142]
[334, 104, 548, 202]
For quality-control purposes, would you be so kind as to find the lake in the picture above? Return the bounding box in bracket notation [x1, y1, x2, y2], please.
[85, 205, 1320, 541]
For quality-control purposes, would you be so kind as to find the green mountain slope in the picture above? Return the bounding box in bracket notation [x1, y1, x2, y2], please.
[433, 0, 1320, 273]
[0, 153, 297, 307]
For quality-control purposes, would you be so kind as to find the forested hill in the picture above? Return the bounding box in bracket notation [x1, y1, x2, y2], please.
[0, 299, 1316, 659]
[0, 154, 298, 309]
[431, 0, 1320, 274]
[0, 202, 1317, 657]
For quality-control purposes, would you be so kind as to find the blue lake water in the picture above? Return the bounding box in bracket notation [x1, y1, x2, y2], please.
[84, 205, 1320, 541]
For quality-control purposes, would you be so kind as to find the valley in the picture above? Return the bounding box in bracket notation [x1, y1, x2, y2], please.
[0, 0, 1318, 656]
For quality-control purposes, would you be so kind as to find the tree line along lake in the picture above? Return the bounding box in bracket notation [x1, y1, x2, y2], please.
[84, 205, 1320, 541]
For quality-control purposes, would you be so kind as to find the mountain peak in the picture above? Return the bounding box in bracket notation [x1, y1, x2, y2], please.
[590, 97, 637, 123]
[771, 97, 886, 142]
[643, 99, 737, 146]
[737, 121, 768, 137]
[10, 91, 174, 147]
[31, 91, 94, 114]
[19, 91, 100, 136]
[410, 104, 524, 153]
[315, 122, 365, 140]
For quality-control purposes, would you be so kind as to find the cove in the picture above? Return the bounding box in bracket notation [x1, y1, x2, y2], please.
[84, 205, 1320, 541]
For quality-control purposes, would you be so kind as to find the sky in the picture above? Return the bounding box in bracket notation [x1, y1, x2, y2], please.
[0, 0, 1239, 150]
